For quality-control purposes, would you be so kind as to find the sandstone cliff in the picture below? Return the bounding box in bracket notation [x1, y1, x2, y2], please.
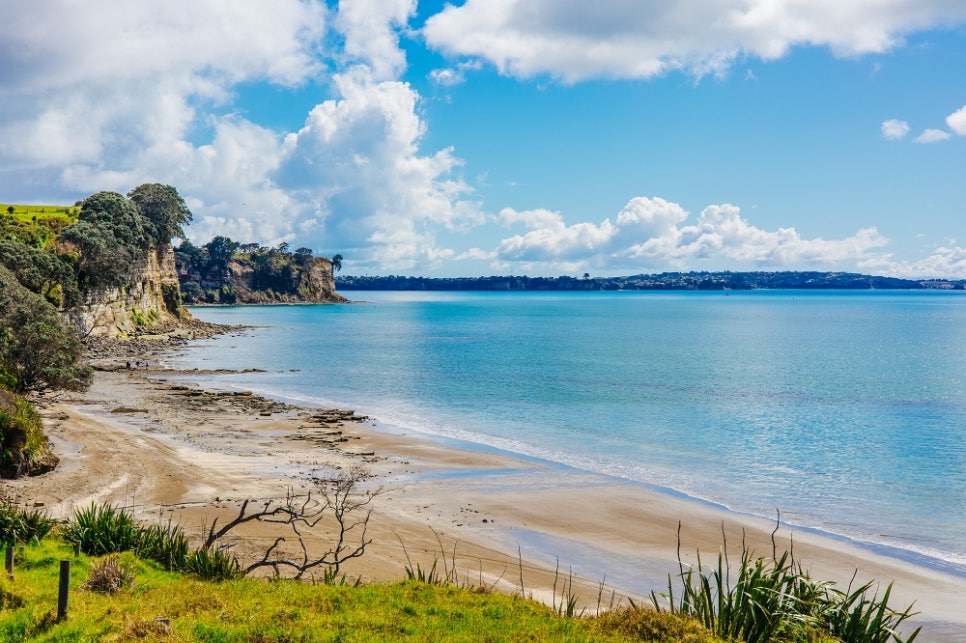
[178, 253, 346, 305]
[65, 244, 186, 337]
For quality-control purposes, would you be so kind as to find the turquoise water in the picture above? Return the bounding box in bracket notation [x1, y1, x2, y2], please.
[166, 290, 966, 574]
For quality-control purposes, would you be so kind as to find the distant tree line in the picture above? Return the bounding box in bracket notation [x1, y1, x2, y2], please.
[336, 271, 963, 292]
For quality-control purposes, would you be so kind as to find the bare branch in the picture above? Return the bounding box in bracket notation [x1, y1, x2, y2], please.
[202, 467, 379, 579]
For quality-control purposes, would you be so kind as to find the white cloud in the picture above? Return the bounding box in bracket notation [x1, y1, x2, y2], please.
[881, 119, 910, 140]
[495, 208, 618, 261]
[0, 0, 327, 176]
[866, 246, 966, 279]
[947, 105, 966, 136]
[0, 0, 486, 272]
[615, 197, 689, 237]
[429, 69, 462, 86]
[488, 197, 891, 274]
[914, 128, 952, 143]
[277, 67, 484, 270]
[497, 207, 567, 230]
[0, 1, 326, 95]
[429, 61, 484, 87]
[335, 0, 416, 80]
[423, 0, 966, 82]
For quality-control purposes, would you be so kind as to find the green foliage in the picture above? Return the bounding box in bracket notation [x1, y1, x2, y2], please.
[0, 501, 56, 544]
[176, 236, 342, 303]
[62, 503, 142, 556]
[57, 187, 187, 291]
[127, 183, 192, 245]
[0, 239, 77, 306]
[0, 533, 930, 643]
[57, 217, 140, 290]
[0, 265, 92, 394]
[404, 560, 446, 585]
[593, 608, 719, 643]
[61, 502, 220, 578]
[653, 532, 920, 643]
[0, 391, 45, 458]
[0, 204, 76, 249]
[135, 522, 190, 570]
[205, 235, 240, 274]
[824, 581, 921, 643]
[76, 191, 150, 249]
[184, 546, 241, 582]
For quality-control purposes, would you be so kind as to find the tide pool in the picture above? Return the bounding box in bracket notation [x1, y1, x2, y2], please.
[163, 290, 966, 575]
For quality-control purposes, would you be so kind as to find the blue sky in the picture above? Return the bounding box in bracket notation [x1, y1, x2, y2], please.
[1, 1, 965, 278]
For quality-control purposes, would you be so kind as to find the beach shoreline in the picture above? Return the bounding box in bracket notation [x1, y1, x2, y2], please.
[4, 356, 966, 640]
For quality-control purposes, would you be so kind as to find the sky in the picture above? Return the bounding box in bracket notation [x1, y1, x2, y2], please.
[1, 1, 965, 278]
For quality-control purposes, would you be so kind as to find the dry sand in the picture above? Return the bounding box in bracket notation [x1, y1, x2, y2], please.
[4, 365, 966, 641]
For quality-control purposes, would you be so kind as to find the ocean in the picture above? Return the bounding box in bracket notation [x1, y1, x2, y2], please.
[163, 290, 966, 576]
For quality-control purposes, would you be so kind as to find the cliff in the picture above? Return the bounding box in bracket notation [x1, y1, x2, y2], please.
[177, 251, 346, 305]
[64, 244, 186, 337]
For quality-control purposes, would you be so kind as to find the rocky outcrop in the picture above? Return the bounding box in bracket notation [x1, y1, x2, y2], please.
[64, 244, 186, 337]
[179, 254, 346, 304]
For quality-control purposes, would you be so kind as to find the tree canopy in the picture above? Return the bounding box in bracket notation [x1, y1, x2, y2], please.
[127, 183, 192, 245]
[0, 266, 91, 394]
[76, 191, 150, 249]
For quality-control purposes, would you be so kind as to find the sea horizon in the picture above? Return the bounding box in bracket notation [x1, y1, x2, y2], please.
[163, 289, 966, 580]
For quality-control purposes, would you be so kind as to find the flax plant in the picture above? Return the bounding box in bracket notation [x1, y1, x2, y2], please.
[652, 521, 921, 643]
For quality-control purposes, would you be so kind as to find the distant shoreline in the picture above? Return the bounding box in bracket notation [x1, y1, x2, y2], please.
[336, 270, 966, 292]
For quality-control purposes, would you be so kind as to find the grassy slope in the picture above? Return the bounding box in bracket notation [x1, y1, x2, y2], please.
[0, 204, 79, 222]
[0, 204, 78, 250]
[0, 541, 719, 643]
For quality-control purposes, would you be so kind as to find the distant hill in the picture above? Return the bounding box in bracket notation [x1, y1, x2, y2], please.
[337, 271, 964, 291]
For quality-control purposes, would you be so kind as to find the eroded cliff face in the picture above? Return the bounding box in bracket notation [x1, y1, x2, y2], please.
[180, 254, 346, 304]
[65, 244, 185, 337]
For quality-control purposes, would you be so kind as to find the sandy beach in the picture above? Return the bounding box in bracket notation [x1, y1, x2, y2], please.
[4, 356, 966, 641]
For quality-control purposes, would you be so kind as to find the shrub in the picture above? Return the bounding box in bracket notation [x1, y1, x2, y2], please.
[593, 608, 718, 643]
[0, 501, 56, 544]
[62, 503, 141, 555]
[0, 390, 58, 479]
[82, 555, 135, 594]
[136, 522, 190, 570]
[184, 547, 240, 582]
[653, 524, 921, 643]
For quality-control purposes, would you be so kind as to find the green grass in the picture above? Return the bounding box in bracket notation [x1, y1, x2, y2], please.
[0, 204, 77, 249]
[0, 204, 79, 223]
[0, 539, 711, 642]
[0, 506, 925, 643]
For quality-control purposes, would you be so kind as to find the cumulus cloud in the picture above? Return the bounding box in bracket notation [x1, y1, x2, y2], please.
[495, 207, 618, 262]
[0, 0, 327, 179]
[488, 197, 891, 274]
[0, 0, 486, 272]
[865, 246, 966, 279]
[914, 128, 952, 143]
[423, 0, 966, 82]
[335, 0, 416, 80]
[947, 105, 966, 136]
[881, 119, 910, 140]
[277, 67, 484, 270]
